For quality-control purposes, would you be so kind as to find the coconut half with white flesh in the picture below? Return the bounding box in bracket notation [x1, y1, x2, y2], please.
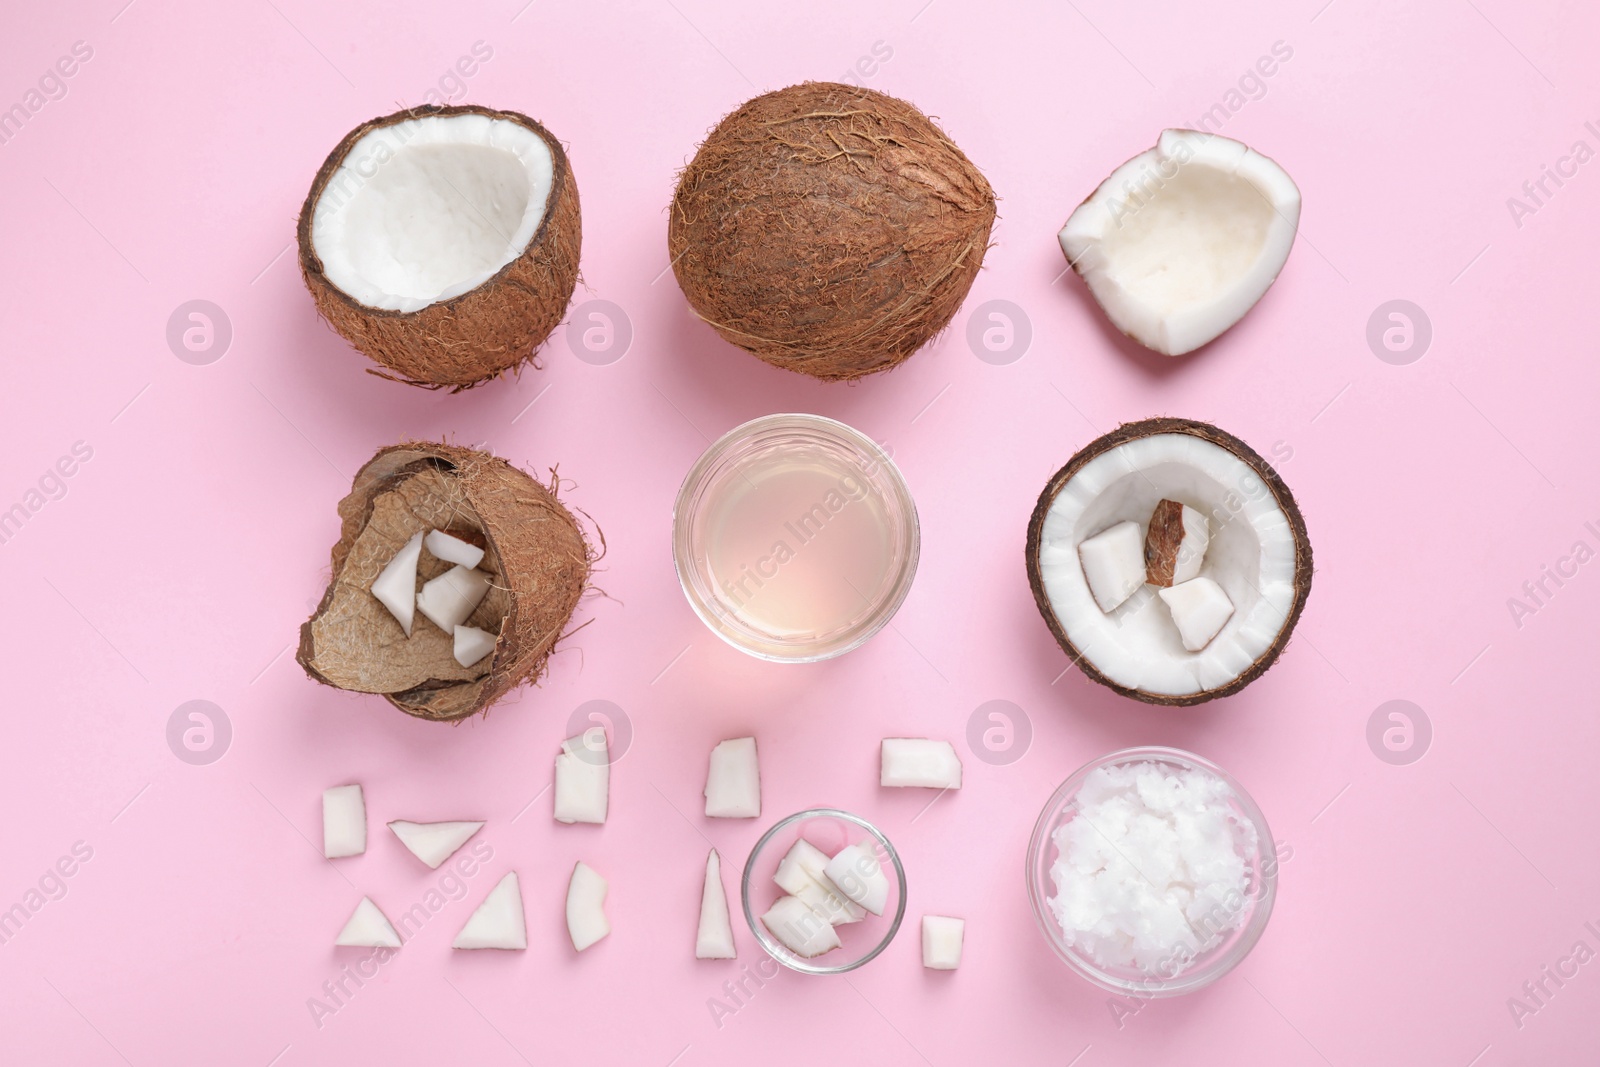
[298, 105, 581, 390]
[297, 442, 593, 722]
[1059, 130, 1299, 356]
[1025, 419, 1312, 705]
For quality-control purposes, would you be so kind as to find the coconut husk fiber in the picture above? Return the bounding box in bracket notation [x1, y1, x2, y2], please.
[297, 104, 581, 392]
[669, 82, 996, 380]
[1024, 418, 1313, 707]
[298, 442, 591, 722]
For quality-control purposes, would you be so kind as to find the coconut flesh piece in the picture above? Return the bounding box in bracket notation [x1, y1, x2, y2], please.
[921, 915, 964, 970]
[426, 529, 486, 569]
[371, 531, 423, 635]
[824, 843, 889, 917]
[1029, 421, 1310, 702]
[1077, 521, 1146, 613]
[703, 737, 760, 818]
[761, 895, 841, 958]
[310, 112, 554, 315]
[387, 820, 484, 869]
[880, 739, 963, 789]
[553, 730, 609, 825]
[1159, 576, 1235, 652]
[336, 896, 402, 948]
[322, 784, 366, 859]
[454, 871, 527, 950]
[566, 862, 610, 952]
[453, 625, 497, 668]
[1145, 499, 1210, 587]
[1060, 130, 1300, 356]
[695, 849, 736, 959]
[416, 565, 492, 634]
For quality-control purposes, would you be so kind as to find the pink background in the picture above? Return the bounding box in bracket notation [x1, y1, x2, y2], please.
[3, 0, 1597, 1063]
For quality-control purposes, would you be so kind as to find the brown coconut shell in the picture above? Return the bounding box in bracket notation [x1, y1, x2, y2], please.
[297, 442, 592, 722]
[297, 105, 581, 391]
[1024, 418, 1313, 706]
[668, 82, 996, 381]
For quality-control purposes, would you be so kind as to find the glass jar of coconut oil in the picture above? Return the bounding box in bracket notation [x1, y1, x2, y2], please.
[672, 414, 919, 662]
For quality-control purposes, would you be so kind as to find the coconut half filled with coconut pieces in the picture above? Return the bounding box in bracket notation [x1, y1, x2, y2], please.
[1059, 130, 1299, 356]
[298, 105, 581, 389]
[298, 442, 593, 722]
[1025, 419, 1312, 705]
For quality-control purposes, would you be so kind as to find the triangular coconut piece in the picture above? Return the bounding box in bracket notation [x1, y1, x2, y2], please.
[370, 531, 423, 635]
[388, 820, 485, 869]
[453, 872, 527, 950]
[695, 849, 736, 959]
[1059, 129, 1300, 356]
[336, 896, 402, 948]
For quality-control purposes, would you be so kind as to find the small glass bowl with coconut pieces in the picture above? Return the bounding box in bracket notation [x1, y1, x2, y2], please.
[741, 808, 908, 974]
[1026, 417, 1312, 705]
[673, 414, 920, 663]
[1026, 747, 1277, 995]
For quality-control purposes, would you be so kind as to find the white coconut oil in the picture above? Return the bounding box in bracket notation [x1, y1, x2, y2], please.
[674, 415, 919, 662]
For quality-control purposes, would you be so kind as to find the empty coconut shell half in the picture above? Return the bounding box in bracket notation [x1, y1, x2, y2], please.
[298, 442, 592, 722]
[298, 104, 581, 390]
[669, 81, 996, 381]
[1025, 418, 1312, 706]
[1059, 130, 1299, 356]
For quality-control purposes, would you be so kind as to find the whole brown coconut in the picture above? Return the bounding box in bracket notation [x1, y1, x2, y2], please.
[298, 442, 593, 722]
[1025, 418, 1313, 706]
[669, 82, 996, 380]
[298, 105, 581, 391]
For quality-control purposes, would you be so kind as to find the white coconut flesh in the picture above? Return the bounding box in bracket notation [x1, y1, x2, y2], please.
[1035, 434, 1297, 696]
[311, 113, 555, 313]
[1059, 130, 1300, 356]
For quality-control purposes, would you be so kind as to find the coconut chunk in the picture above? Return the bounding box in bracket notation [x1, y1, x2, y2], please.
[1158, 577, 1235, 652]
[880, 739, 963, 789]
[553, 731, 609, 825]
[761, 895, 841, 958]
[387, 820, 484, 869]
[1060, 129, 1300, 356]
[426, 529, 486, 570]
[704, 737, 761, 818]
[370, 531, 423, 635]
[1145, 499, 1210, 587]
[452, 624, 497, 667]
[453, 871, 527, 950]
[415, 565, 492, 634]
[695, 849, 737, 959]
[566, 862, 610, 952]
[336, 896, 402, 948]
[825, 843, 890, 917]
[322, 784, 366, 859]
[774, 839, 832, 895]
[921, 915, 964, 970]
[1078, 521, 1147, 613]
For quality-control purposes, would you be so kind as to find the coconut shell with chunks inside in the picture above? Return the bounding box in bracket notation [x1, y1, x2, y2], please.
[298, 442, 592, 722]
